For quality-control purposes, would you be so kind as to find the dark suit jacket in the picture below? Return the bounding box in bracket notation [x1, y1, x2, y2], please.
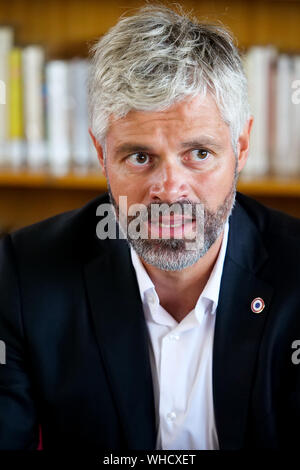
[0, 192, 300, 450]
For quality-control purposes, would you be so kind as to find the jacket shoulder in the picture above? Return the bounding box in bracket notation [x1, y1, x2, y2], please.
[6, 192, 111, 264]
[236, 192, 300, 242]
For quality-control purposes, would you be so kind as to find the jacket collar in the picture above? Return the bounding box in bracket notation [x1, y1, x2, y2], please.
[83, 232, 157, 449]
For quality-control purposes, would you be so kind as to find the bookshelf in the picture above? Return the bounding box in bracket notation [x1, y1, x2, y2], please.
[0, 168, 107, 190]
[0, 169, 299, 234]
[0, 169, 300, 196]
[0, 0, 300, 232]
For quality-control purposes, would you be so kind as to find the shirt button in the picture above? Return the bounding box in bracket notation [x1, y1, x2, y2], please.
[169, 334, 180, 341]
[166, 411, 177, 421]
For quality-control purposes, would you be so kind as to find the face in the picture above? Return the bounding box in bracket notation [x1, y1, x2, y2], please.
[90, 93, 251, 271]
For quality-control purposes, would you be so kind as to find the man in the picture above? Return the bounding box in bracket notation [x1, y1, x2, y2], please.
[0, 5, 300, 450]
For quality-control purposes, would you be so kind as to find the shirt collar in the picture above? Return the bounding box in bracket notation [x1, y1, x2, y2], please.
[130, 244, 156, 305]
[198, 219, 229, 315]
[130, 219, 229, 318]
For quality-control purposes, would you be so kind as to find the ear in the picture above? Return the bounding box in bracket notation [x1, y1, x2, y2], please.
[236, 116, 253, 173]
[88, 128, 106, 176]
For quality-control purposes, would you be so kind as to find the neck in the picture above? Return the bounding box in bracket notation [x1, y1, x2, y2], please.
[140, 230, 225, 322]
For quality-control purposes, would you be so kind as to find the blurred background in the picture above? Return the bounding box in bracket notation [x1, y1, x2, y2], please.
[0, 0, 300, 234]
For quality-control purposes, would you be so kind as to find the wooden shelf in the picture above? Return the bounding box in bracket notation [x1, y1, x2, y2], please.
[237, 177, 300, 197]
[1, 0, 300, 58]
[0, 168, 300, 196]
[0, 168, 107, 190]
[0, 169, 299, 231]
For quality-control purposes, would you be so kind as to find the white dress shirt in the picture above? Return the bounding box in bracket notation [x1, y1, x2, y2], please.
[130, 220, 229, 450]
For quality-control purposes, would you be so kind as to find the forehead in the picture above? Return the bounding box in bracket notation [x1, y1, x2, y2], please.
[106, 93, 229, 145]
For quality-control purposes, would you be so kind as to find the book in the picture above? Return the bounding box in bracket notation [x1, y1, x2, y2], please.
[242, 46, 277, 179]
[45, 60, 71, 175]
[273, 54, 294, 176]
[290, 55, 300, 176]
[0, 26, 14, 164]
[8, 47, 25, 167]
[68, 59, 90, 170]
[22, 45, 46, 169]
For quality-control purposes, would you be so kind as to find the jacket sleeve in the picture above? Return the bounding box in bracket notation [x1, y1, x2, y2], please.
[0, 234, 39, 449]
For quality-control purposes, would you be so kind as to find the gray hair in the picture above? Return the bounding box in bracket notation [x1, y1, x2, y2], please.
[88, 4, 250, 153]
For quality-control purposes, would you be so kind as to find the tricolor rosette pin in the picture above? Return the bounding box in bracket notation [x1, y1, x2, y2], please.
[251, 297, 265, 314]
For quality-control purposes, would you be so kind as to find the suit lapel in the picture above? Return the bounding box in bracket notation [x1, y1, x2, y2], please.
[83, 236, 156, 450]
[213, 199, 274, 449]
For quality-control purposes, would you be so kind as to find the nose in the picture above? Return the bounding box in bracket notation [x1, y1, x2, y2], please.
[149, 161, 189, 203]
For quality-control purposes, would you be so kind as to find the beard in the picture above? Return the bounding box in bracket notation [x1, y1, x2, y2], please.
[107, 168, 238, 271]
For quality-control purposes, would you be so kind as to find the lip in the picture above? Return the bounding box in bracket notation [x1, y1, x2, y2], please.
[151, 215, 195, 226]
[159, 215, 192, 224]
[147, 219, 196, 239]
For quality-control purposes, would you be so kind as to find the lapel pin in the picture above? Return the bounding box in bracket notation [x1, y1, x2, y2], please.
[251, 297, 265, 314]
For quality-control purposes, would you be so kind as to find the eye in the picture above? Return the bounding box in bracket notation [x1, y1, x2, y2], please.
[127, 153, 150, 166]
[190, 149, 210, 161]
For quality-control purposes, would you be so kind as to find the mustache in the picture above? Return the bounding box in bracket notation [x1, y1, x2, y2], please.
[126, 199, 204, 223]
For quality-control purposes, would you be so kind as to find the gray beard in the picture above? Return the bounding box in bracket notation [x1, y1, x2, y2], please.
[107, 171, 237, 271]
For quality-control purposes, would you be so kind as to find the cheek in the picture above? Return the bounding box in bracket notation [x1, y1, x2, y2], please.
[106, 165, 145, 203]
[194, 160, 236, 209]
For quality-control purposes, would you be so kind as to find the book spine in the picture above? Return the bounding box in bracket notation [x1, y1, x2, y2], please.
[0, 27, 13, 164]
[290, 55, 300, 175]
[46, 60, 71, 175]
[22, 45, 46, 169]
[8, 47, 25, 167]
[273, 55, 293, 176]
[69, 59, 90, 170]
[242, 46, 275, 179]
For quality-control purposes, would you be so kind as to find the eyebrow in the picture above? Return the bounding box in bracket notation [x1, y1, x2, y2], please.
[114, 144, 153, 157]
[180, 138, 223, 150]
[114, 137, 223, 157]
